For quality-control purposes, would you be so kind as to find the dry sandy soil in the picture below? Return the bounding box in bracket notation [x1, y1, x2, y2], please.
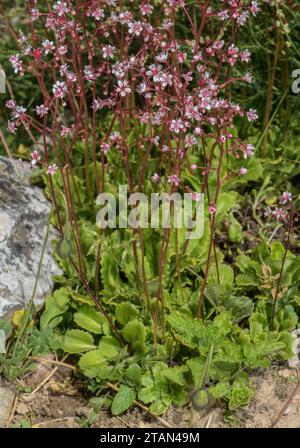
[4, 358, 300, 429]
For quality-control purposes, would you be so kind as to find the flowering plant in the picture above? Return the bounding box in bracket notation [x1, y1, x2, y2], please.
[2, 1, 298, 417]
[5, 0, 261, 331]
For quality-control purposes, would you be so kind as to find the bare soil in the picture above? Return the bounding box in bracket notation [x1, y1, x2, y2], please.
[6, 360, 300, 429]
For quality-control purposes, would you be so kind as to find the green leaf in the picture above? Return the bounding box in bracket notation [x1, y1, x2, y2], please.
[96, 366, 121, 381]
[187, 357, 205, 389]
[224, 296, 254, 322]
[236, 254, 260, 274]
[228, 215, 243, 243]
[209, 382, 230, 399]
[163, 365, 188, 386]
[79, 221, 98, 254]
[216, 192, 237, 222]
[60, 330, 96, 354]
[122, 320, 147, 353]
[40, 287, 70, 329]
[243, 158, 263, 181]
[138, 385, 158, 404]
[227, 377, 254, 410]
[273, 306, 298, 332]
[236, 273, 258, 287]
[115, 302, 139, 326]
[188, 344, 214, 388]
[172, 388, 189, 406]
[167, 312, 205, 349]
[138, 370, 161, 404]
[0, 319, 12, 336]
[271, 241, 285, 260]
[125, 364, 142, 387]
[149, 399, 170, 416]
[205, 286, 254, 322]
[74, 306, 106, 334]
[78, 350, 107, 378]
[98, 336, 121, 359]
[69, 290, 95, 307]
[111, 386, 136, 415]
[249, 312, 268, 335]
[101, 252, 127, 298]
[207, 264, 234, 289]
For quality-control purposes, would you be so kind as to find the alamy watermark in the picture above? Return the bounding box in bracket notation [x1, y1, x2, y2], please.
[0, 65, 5, 93]
[96, 186, 204, 240]
[291, 69, 300, 94]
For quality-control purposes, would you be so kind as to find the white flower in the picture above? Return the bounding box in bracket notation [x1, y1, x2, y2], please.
[185, 135, 197, 147]
[42, 40, 55, 55]
[244, 72, 253, 83]
[84, 65, 96, 82]
[168, 174, 181, 187]
[240, 49, 251, 63]
[280, 191, 292, 205]
[30, 8, 40, 21]
[53, 81, 68, 99]
[7, 121, 17, 134]
[53, 1, 69, 17]
[243, 144, 254, 159]
[35, 104, 49, 117]
[47, 164, 58, 176]
[58, 45, 68, 56]
[192, 192, 201, 202]
[128, 21, 143, 37]
[60, 126, 72, 137]
[169, 119, 185, 134]
[9, 54, 23, 74]
[101, 143, 110, 154]
[92, 8, 104, 21]
[116, 80, 131, 97]
[31, 150, 40, 166]
[12, 106, 27, 119]
[247, 108, 258, 122]
[151, 173, 160, 183]
[102, 45, 115, 60]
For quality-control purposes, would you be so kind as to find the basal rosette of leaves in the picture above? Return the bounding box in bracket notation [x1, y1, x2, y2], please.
[40, 285, 295, 415]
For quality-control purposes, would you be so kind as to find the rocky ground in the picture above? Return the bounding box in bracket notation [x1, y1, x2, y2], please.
[0, 357, 299, 428]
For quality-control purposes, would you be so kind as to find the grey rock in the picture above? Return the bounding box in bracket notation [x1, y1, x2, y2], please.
[0, 156, 62, 319]
[0, 386, 15, 427]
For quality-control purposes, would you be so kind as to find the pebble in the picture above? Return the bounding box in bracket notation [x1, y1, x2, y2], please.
[75, 406, 93, 419]
[16, 402, 30, 415]
[0, 387, 15, 427]
[278, 369, 291, 379]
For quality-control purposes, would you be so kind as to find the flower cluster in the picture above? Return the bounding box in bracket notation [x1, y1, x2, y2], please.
[6, 0, 259, 192]
[5, 99, 27, 134]
[264, 192, 293, 222]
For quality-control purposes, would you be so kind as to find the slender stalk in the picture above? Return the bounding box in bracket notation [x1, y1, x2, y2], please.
[271, 209, 294, 330]
[261, 23, 281, 156]
[197, 140, 224, 319]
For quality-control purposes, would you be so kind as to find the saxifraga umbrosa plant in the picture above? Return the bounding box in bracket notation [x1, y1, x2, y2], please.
[3, 0, 262, 343]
